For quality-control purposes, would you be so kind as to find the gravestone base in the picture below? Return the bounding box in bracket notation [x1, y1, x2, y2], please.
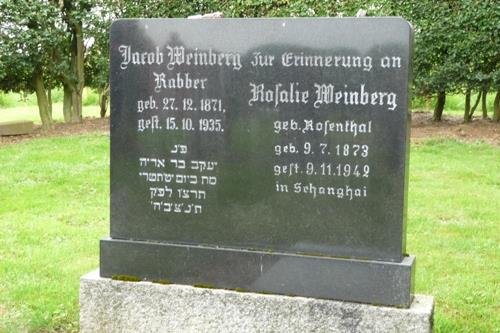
[101, 239, 415, 307]
[80, 270, 434, 333]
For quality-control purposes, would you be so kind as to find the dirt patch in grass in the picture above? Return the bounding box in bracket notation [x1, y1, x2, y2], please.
[0, 112, 498, 146]
[411, 112, 499, 145]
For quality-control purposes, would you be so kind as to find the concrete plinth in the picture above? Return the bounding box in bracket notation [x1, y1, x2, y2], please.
[80, 270, 434, 333]
[0, 121, 33, 136]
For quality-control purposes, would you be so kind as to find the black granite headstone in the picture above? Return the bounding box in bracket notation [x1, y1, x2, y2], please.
[101, 18, 415, 307]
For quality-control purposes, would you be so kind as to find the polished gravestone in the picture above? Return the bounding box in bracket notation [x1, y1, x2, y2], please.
[101, 18, 415, 307]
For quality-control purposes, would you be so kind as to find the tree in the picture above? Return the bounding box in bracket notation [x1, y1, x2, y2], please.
[383, 1, 463, 121]
[84, 2, 114, 118]
[85, 34, 110, 118]
[493, 68, 500, 122]
[0, 0, 64, 129]
[384, 0, 499, 122]
[449, 0, 499, 122]
[494, 91, 500, 122]
[59, 0, 95, 123]
[0, 0, 99, 127]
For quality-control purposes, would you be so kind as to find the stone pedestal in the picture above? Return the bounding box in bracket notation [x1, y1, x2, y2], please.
[0, 121, 33, 135]
[80, 270, 434, 333]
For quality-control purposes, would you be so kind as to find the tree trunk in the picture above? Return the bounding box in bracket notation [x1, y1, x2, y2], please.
[62, 16, 84, 123]
[464, 90, 471, 122]
[71, 91, 82, 122]
[71, 22, 84, 122]
[494, 91, 500, 122]
[63, 83, 73, 122]
[433, 90, 446, 121]
[47, 88, 52, 114]
[99, 85, 110, 118]
[60, 0, 86, 123]
[32, 70, 52, 129]
[470, 91, 482, 119]
[481, 89, 488, 119]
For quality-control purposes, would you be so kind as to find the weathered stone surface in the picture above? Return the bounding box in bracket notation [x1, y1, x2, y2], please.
[0, 120, 33, 136]
[81, 270, 433, 333]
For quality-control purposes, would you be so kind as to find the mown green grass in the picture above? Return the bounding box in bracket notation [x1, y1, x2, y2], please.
[0, 89, 99, 109]
[408, 139, 499, 332]
[0, 88, 102, 124]
[0, 103, 101, 124]
[0, 135, 109, 332]
[0, 136, 498, 332]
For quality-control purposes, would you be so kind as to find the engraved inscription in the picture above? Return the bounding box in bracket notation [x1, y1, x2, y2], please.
[116, 37, 406, 214]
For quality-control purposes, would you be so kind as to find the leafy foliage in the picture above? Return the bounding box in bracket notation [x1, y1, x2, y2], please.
[382, 0, 500, 120]
[0, 0, 65, 92]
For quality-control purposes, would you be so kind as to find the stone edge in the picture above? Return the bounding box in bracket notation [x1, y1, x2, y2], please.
[80, 269, 434, 333]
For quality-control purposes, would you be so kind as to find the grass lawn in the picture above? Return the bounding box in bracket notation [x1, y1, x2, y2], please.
[0, 135, 109, 332]
[409, 140, 499, 332]
[0, 88, 102, 124]
[0, 135, 498, 332]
